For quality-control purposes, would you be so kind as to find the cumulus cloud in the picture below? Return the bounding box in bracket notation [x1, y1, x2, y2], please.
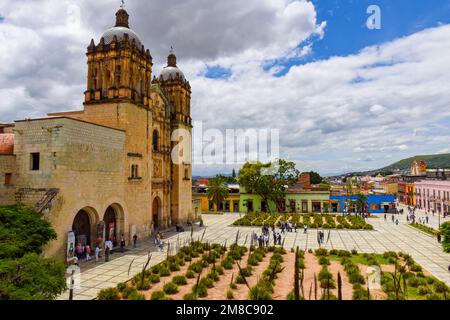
[0, 0, 450, 175]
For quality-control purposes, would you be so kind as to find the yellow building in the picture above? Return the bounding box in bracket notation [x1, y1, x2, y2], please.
[382, 182, 399, 195]
[193, 183, 241, 213]
[406, 183, 416, 206]
[0, 8, 193, 260]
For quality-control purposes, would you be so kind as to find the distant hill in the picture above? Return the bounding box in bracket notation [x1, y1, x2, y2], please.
[343, 153, 450, 177]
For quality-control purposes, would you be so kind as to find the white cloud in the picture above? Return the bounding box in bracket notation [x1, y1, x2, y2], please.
[1, 1, 450, 176]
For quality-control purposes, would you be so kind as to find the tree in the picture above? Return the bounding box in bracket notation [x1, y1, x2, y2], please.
[0, 205, 57, 259]
[355, 194, 368, 213]
[238, 160, 299, 212]
[440, 222, 450, 253]
[0, 205, 66, 300]
[232, 168, 236, 178]
[307, 171, 323, 184]
[207, 177, 230, 212]
[0, 253, 66, 300]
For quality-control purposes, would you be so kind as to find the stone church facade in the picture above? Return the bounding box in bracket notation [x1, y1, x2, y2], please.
[0, 8, 194, 259]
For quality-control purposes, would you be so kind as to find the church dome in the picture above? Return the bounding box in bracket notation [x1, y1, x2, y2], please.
[100, 8, 142, 48]
[160, 66, 185, 81]
[158, 49, 186, 81]
[101, 26, 142, 48]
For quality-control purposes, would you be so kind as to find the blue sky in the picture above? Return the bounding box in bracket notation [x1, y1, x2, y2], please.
[206, 0, 450, 78]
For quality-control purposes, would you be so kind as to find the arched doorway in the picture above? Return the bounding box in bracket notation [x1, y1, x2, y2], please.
[152, 197, 161, 229]
[104, 205, 119, 246]
[72, 209, 92, 247]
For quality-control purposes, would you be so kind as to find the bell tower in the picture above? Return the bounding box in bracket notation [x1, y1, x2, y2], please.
[84, 8, 153, 107]
[153, 49, 193, 224]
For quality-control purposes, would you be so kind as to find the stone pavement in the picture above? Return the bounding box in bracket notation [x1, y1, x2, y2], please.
[59, 212, 450, 300]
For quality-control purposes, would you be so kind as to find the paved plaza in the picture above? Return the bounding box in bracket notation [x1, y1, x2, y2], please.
[59, 212, 450, 300]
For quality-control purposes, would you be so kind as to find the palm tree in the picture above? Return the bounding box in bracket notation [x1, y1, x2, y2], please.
[207, 177, 230, 212]
[355, 194, 368, 214]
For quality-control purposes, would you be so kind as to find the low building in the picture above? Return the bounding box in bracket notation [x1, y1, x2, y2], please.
[239, 173, 331, 214]
[414, 180, 450, 214]
[192, 183, 240, 213]
[330, 195, 396, 214]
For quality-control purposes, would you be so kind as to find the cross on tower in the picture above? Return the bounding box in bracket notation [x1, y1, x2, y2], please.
[120, 0, 125, 9]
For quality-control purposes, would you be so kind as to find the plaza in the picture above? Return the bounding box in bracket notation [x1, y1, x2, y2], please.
[59, 212, 450, 300]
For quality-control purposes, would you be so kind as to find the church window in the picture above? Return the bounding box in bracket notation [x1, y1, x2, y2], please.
[30, 153, 40, 171]
[130, 164, 139, 179]
[4, 173, 12, 186]
[153, 130, 159, 152]
[184, 167, 190, 180]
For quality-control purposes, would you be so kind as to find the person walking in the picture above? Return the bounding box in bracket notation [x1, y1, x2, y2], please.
[120, 234, 126, 252]
[95, 245, 100, 262]
[437, 232, 442, 243]
[304, 225, 308, 234]
[85, 244, 91, 262]
[391, 214, 395, 223]
[104, 246, 110, 262]
[133, 234, 138, 248]
[384, 213, 387, 221]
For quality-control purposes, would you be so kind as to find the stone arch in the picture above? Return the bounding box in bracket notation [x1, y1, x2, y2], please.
[71, 206, 99, 247]
[152, 196, 162, 230]
[103, 203, 125, 246]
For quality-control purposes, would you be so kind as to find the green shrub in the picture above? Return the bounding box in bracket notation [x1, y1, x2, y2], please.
[221, 258, 234, 270]
[418, 286, 431, 296]
[426, 293, 444, 300]
[128, 291, 145, 300]
[236, 275, 245, 284]
[169, 262, 180, 272]
[337, 250, 351, 257]
[163, 282, 179, 295]
[329, 249, 338, 255]
[200, 277, 215, 288]
[208, 270, 220, 282]
[185, 270, 195, 279]
[315, 248, 328, 256]
[136, 279, 151, 291]
[116, 282, 127, 292]
[151, 291, 168, 300]
[216, 265, 224, 275]
[148, 273, 160, 284]
[351, 249, 358, 255]
[194, 284, 208, 297]
[433, 281, 450, 294]
[121, 286, 137, 299]
[183, 293, 197, 300]
[172, 275, 188, 286]
[248, 283, 273, 300]
[97, 288, 120, 300]
[226, 289, 234, 300]
[319, 256, 330, 265]
[159, 266, 171, 277]
[189, 262, 204, 273]
[410, 264, 422, 272]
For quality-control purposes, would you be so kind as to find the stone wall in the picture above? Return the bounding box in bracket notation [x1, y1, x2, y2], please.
[0, 155, 16, 205]
[13, 117, 126, 258]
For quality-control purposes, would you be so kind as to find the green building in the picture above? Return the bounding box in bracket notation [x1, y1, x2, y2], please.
[239, 173, 331, 213]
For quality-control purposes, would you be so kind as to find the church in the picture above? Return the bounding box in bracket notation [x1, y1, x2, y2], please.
[0, 8, 194, 259]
